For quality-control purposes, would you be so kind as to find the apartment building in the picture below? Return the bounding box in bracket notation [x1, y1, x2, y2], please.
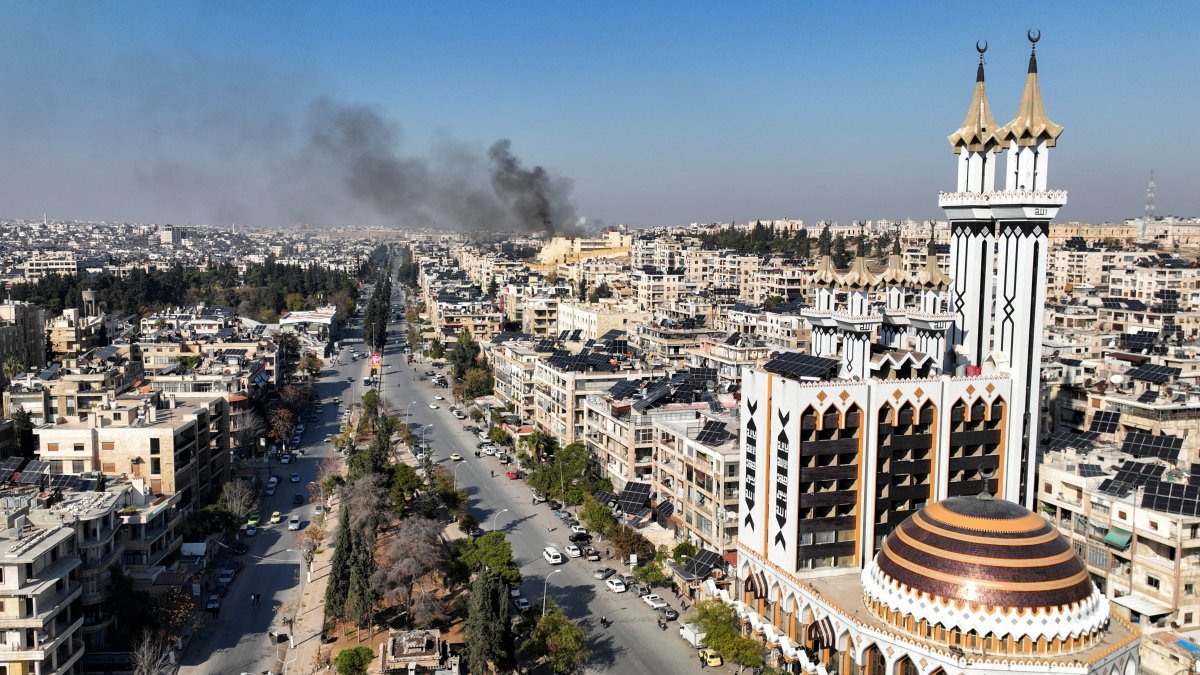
[46, 310, 119, 359]
[0, 507, 85, 675]
[631, 318, 724, 368]
[654, 412, 740, 553]
[555, 300, 644, 342]
[488, 338, 542, 423]
[34, 393, 229, 511]
[684, 334, 770, 391]
[19, 252, 80, 280]
[583, 372, 713, 489]
[0, 301, 47, 371]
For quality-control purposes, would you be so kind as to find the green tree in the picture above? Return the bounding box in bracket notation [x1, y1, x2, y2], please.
[632, 559, 668, 585]
[462, 367, 494, 400]
[2, 356, 26, 388]
[691, 599, 765, 671]
[528, 442, 593, 505]
[464, 566, 514, 675]
[333, 646, 375, 675]
[428, 338, 445, 359]
[449, 330, 482, 382]
[389, 463, 423, 511]
[587, 281, 612, 303]
[579, 496, 617, 536]
[577, 278, 587, 300]
[761, 295, 785, 310]
[487, 279, 499, 299]
[522, 430, 559, 462]
[832, 234, 852, 268]
[298, 352, 323, 379]
[817, 223, 833, 256]
[455, 531, 522, 587]
[325, 506, 353, 618]
[488, 426, 512, 446]
[608, 525, 656, 563]
[521, 600, 591, 674]
[673, 541, 699, 563]
[10, 409, 35, 457]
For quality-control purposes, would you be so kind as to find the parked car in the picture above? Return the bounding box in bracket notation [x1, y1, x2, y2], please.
[546, 499, 562, 511]
[218, 569, 235, 585]
[698, 648, 723, 667]
[568, 532, 591, 544]
[593, 567, 615, 580]
[633, 583, 652, 597]
[315, 505, 325, 516]
[584, 547, 601, 562]
[642, 594, 668, 609]
[570, 525, 589, 535]
[564, 545, 582, 558]
[513, 598, 531, 611]
[531, 490, 546, 504]
[206, 594, 222, 610]
[554, 510, 572, 521]
[605, 578, 627, 593]
[247, 513, 261, 526]
[658, 606, 679, 621]
[214, 583, 229, 597]
[428, 403, 439, 409]
[505, 470, 520, 480]
[434, 395, 445, 401]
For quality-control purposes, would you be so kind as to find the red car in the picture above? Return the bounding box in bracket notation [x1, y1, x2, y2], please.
[505, 470, 520, 480]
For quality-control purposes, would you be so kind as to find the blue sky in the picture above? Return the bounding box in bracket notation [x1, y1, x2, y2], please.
[0, 2, 1195, 229]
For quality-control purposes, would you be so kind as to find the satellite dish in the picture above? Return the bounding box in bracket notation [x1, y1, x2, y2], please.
[1110, 374, 1124, 385]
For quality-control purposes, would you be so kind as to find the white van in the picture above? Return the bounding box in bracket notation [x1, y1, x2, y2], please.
[542, 547, 564, 565]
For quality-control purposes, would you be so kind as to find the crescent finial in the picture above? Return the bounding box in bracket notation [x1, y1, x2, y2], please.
[1027, 29, 1041, 44]
[976, 40, 988, 54]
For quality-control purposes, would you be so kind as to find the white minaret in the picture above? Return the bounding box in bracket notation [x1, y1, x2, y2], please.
[835, 238, 880, 380]
[942, 42, 1006, 374]
[804, 238, 840, 358]
[878, 236, 911, 349]
[993, 30, 1065, 508]
[911, 234, 953, 362]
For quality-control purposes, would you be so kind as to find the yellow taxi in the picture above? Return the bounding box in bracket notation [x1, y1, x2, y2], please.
[697, 648, 723, 667]
[269, 511, 282, 524]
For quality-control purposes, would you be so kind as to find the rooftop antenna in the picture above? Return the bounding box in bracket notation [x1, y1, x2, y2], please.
[1143, 170, 1156, 239]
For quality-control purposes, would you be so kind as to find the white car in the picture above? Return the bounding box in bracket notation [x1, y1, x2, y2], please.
[642, 594, 668, 609]
[513, 598, 530, 611]
[287, 515, 301, 531]
[434, 395, 445, 400]
[428, 403, 439, 409]
[564, 545, 581, 558]
[290, 473, 300, 483]
[570, 525, 589, 536]
[482, 445, 497, 456]
[605, 578, 627, 593]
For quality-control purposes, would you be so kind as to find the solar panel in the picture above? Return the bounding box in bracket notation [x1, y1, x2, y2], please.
[1099, 460, 1165, 497]
[95, 345, 120, 361]
[593, 489, 617, 507]
[690, 367, 718, 386]
[1127, 364, 1181, 384]
[1141, 481, 1200, 517]
[1121, 432, 1183, 461]
[696, 420, 728, 444]
[79, 478, 99, 492]
[1089, 411, 1121, 435]
[16, 461, 49, 485]
[632, 381, 672, 413]
[1078, 464, 1106, 478]
[617, 482, 651, 513]
[49, 474, 82, 490]
[0, 457, 24, 483]
[569, 329, 582, 341]
[763, 352, 840, 380]
[607, 380, 642, 400]
[1047, 430, 1093, 451]
[1137, 389, 1158, 403]
[36, 364, 60, 380]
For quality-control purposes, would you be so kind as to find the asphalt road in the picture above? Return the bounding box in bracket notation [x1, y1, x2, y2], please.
[179, 335, 373, 675]
[379, 311, 709, 673]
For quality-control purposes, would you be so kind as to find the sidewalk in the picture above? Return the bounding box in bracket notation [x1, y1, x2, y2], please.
[289, 489, 340, 673]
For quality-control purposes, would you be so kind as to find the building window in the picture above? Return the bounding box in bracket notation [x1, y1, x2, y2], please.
[101, 441, 115, 451]
[1186, 583, 1194, 596]
[1150, 521, 1159, 531]
[46, 443, 59, 452]
[150, 438, 160, 455]
[73, 444, 85, 453]
[1187, 613, 1194, 624]
[1147, 576, 1160, 590]
[150, 458, 161, 475]
[1118, 510, 1127, 520]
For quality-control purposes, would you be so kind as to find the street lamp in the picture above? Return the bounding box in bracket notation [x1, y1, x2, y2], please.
[492, 508, 509, 532]
[453, 461, 466, 488]
[419, 424, 434, 449]
[542, 569, 562, 617]
[402, 400, 418, 427]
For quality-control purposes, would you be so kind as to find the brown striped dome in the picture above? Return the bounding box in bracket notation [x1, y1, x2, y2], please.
[874, 495, 1093, 611]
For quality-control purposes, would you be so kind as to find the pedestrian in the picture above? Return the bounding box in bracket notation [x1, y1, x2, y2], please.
[250, 592, 256, 605]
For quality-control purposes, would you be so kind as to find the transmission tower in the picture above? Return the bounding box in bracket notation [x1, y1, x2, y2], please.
[1142, 169, 1156, 238]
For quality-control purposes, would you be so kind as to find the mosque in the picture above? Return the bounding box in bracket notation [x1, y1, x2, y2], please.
[729, 34, 1142, 675]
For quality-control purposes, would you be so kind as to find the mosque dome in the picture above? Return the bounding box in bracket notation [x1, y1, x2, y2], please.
[862, 494, 1110, 650]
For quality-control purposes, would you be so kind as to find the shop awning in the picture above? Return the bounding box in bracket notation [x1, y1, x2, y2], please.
[1103, 527, 1132, 549]
[1112, 593, 1173, 618]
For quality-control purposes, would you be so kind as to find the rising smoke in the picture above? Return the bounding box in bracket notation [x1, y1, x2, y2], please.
[268, 97, 577, 233]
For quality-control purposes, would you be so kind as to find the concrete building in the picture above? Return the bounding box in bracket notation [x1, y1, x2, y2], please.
[653, 412, 741, 554]
[0, 301, 47, 371]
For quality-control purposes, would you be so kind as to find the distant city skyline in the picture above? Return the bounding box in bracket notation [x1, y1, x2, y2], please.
[0, 2, 1195, 229]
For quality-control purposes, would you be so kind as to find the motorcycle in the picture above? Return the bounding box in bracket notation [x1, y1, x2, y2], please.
[657, 618, 668, 630]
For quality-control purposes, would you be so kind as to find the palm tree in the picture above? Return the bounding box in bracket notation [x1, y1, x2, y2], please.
[2, 357, 25, 389]
[522, 430, 560, 462]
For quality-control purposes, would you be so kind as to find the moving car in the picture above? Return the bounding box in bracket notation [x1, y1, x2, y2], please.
[481, 445, 497, 456]
[245, 524, 258, 536]
[642, 594, 668, 609]
[293, 494, 305, 505]
[593, 567, 615, 580]
[542, 547, 564, 564]
[450, 453, 463, 462]
[280, 454, 292, 464]
[288, 515, 301, 531]
[265, 484, 276, 496]
[605, 578, 627, 593]
[247, 513, 261, 526]
[269, 511, 282, 524]
[218, 569, 235, 585]
[290, 472, 300, 483]
[564, 545, 582, 558]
